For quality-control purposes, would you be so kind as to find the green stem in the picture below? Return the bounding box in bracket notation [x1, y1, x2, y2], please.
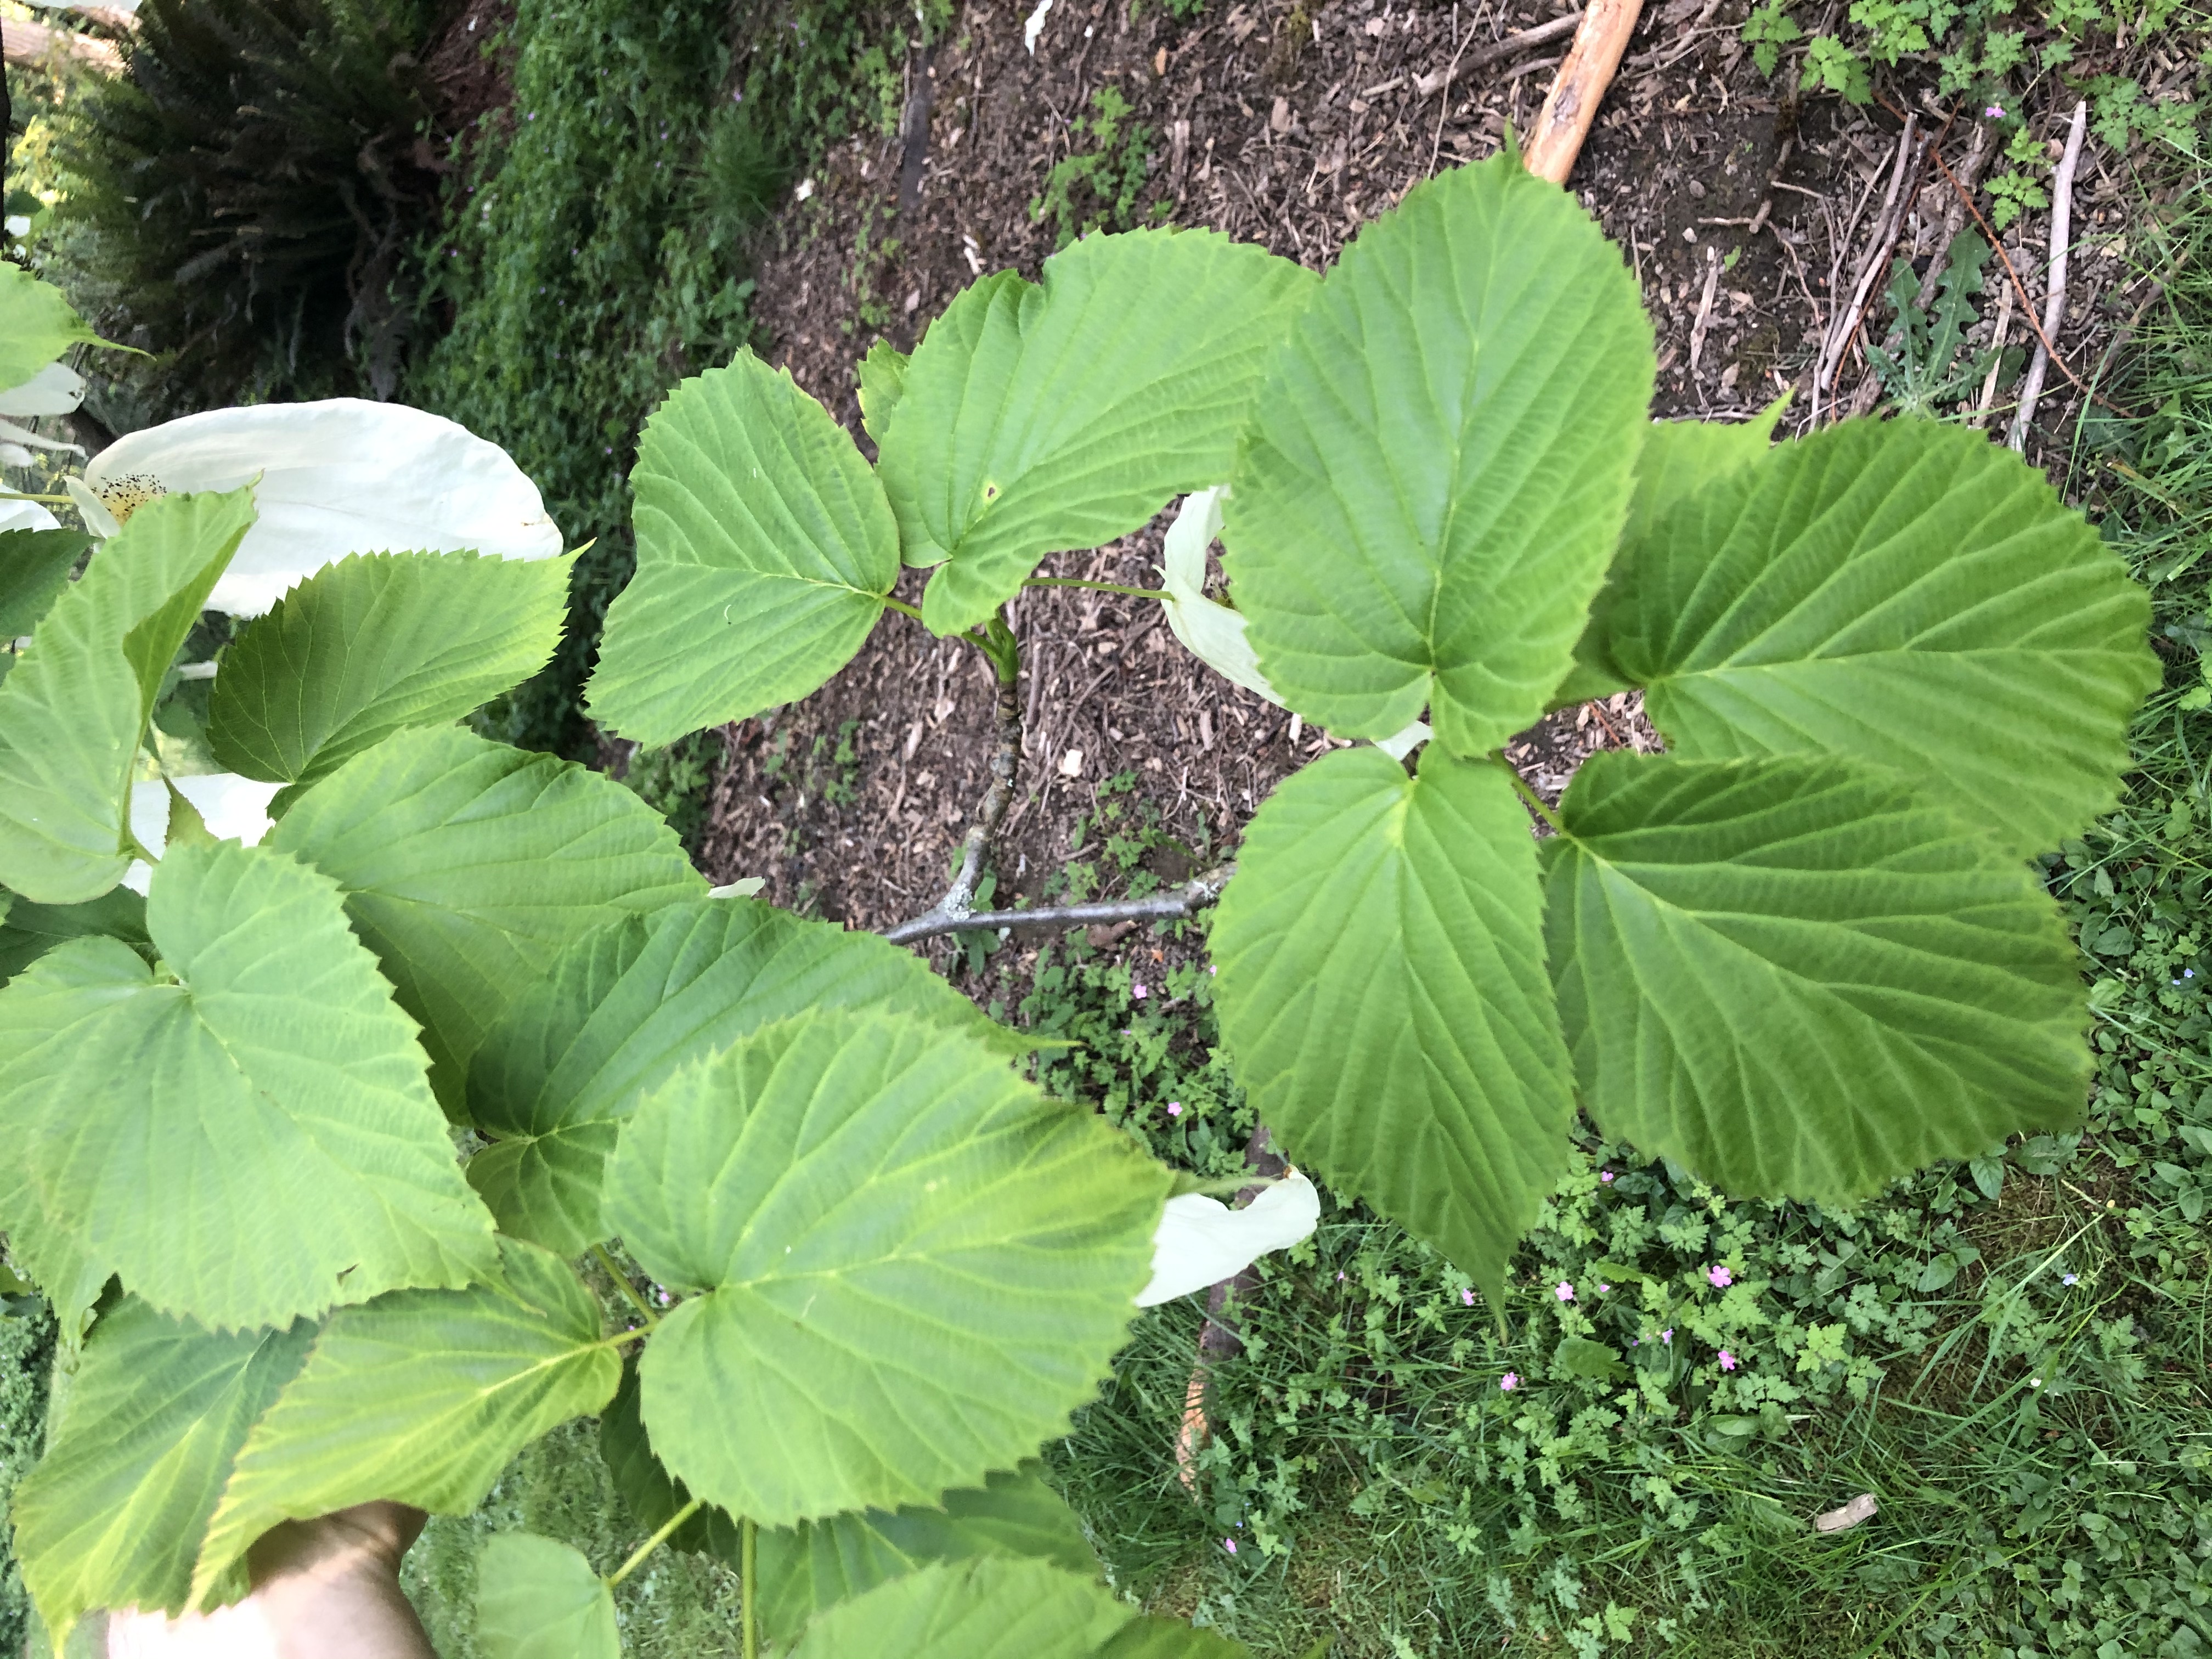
[606, 1497, 702, 1590]
[882, 595, 926, 623]
[1023, 576, 1172, 602]
[974, 610, 1021, 686]
[592, 1243, 660, 1332]
[0, 491, 72, 506]
[741, 1517, 758, 1659]
[1501, 761, 1562, 832]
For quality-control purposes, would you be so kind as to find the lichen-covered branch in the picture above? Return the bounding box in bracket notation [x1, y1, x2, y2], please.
[884, 864, 1236, 946]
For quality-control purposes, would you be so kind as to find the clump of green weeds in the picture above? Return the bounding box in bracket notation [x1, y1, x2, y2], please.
[1031, 86, 1167, 250]
[1868, 228, 2020, 412]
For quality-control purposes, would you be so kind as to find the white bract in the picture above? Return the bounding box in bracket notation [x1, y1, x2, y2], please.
[0, 499, 61, 534]
[0, 361, 88, 419]
[121, 775, 283, 894]
[1135, 1170, 1321, 1306]
[80, 399, 563, 616]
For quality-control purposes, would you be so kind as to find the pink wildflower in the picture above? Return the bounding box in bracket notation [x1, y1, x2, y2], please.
[1133, 981, 1148, 1000]
[1985, 103, 2005, 118]
[1223, 1538, 1237, 1554]
[1718, 1350, 1739, 1372]
[1660, 1328, 1673, 1345]
[1462, 1288, 1476, 1306]
[1600, 1170, 1616, 1184]
[1500, 1372, 1520, 1391]
[1596, 1282, 1612, 1294]
[1555, 1281, 1575, 1301]
[1166, 1101, 1183, 1116]
[1708, 1265, 1733, 1289]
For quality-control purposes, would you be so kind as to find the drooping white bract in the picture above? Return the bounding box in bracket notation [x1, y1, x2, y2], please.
[1159, 488, 1430, 760]
[121, 775, 284, 894]
[0, 499, 60, 534]
[1135, 1169, 1321, 1306]
[82, 399, 563, 616]
[0, 361, 88, 419]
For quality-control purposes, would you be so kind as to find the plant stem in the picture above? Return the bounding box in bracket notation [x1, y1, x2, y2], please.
[1502, 762, 1562, 832]
[592, 1243, 660, 1331]
[889, 609, 1023, 940]
[606, 1497, 702, 1590]
[882, 595, 926, 623]
[741, 1517, 758, 1659]
[1023, 576, 1171, 601]
[884, 862, 1235, 944]
[0, 491, 72, 506]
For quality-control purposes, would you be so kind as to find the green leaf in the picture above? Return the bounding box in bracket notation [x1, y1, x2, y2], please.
[606, 1008, 1169, 1526]
[475, 1533, 618, 1659]
[206, 550, 574, 797]
[467, 896, 1024, 1255]
[0, 266, 110, 390]
[8, 1299, 315, 1644]
[1594, 417, 2158, 859]
[0, 488, 255, 903]
[1556, 1335, 1628, 1382]
[0, 1154, 108, 1343]
[860, 339, 909, 445]
[1209, 746, 1574, 1300]
[0, 884, 148, 986]
[0, 528, 91, 640]
[601, 1355, 1094, 1643]
[788, 1559, 1246, 1659]
[189, 1237, 620, 1605]
[877, 231, 1316, 636]
[0, 838, 497, 1330]
[267, 725, 704, 1108]
[587, 353, 899, 746]
[1221, 155, 1654, 755]
[1545, 752, 2090, 1203]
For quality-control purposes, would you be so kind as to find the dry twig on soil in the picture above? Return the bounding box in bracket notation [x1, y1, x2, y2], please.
[2010, 100, 2088, 453]
[1522, 0, 1644, 185]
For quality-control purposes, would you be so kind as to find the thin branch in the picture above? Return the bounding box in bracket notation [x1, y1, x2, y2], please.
[607, 1497, 702, 1590]
[885, 628, 1023, 943]
[1023, 576, 1170, 601]
[884, 863, 1236, 945]
[592, 1244, 660, 1332]
[2010, 100, 2087, 454]
[1814, 115, 1921, 412]
[1415, 10, 1583, 97]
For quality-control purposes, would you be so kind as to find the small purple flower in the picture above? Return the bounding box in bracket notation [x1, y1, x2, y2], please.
[1708, 1265, 1734, 1289]
[1166, 1101, 1183, 1116]
[1462, 1288, 1476, 1306]
[1133, 981, 1148, 1000]
[1600, 1170, 1616, 1184]
[1985, 103, 2006, 119]
[1718, 1350, 1739, 1372]
[1556, 1281, 1576, 1302]
[1336, 1270, 1346, 1280]
[1660, 1328, 1673, 1345]
[2062, 1272, 2078, 1286]
[1500, 1371, 1520, 1391]
[1208, 963, 1217, 974]
[1223, 1538, 1238, 1554]
[1596, 1282, 1612, 1294]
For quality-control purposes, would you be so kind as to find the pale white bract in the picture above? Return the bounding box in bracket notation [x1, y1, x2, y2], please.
[1135, 1170, 1321, 1306]
[0, 499, 61, 534]
[0, 361, 89, 419]
[82, 399, 563, 617]
[121, 775, 283, 895]
[1159, 488, 1430, 760]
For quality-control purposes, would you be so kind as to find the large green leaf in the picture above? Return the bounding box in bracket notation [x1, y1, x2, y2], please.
[1209, 746, 1573, 1300]
[1545, 752, 2090, 1201]
[0, 266, 109, 389]
[599, 1354, 1092, 1643]
[0, 488, 254, 903]
[0, 838, 496, 1330]
[606, 1008, 1169, 1526]
[1220, 154, 1653, 755]
[1594, 417, 2158, 859]
[788, 1559, 1247, 1659]
[587, 353, 899, 746]
[0, 884, 148, 986]
[267, 725, 703, 1108]
[188, 1238, 620, 1605]
[0, 1154, 108, 1344]
[876, 231, 1316, 636]
[206, 550, 574, 797]
[475, 1533, 618, 1659]
[0, 528, 92, 640]
[466, 896, 1026, 1255]
[8, 1299, 315, 1644]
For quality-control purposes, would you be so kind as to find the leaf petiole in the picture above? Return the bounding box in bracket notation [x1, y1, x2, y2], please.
[0, 491, 74, 506]
[1500, 761, 1562, 832]
[882, 595, 925, 623]
[592, 1243, 661, 1332]
[605, 1496, 702, 1590]
[1024, 576, 1171, 601]
[741, 1516, 758, 1659]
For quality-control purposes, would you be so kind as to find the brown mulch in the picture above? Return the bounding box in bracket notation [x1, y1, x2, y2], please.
[696, 0, 2186, 943]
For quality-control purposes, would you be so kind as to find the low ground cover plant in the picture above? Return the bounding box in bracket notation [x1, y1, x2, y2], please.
[0, 141, 2165, 1657]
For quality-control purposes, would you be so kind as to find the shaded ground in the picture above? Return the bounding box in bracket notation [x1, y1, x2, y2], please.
[699, 0, 2169, 940]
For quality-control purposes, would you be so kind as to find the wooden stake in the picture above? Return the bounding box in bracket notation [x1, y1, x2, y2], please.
[1522, 0, 1645, 186]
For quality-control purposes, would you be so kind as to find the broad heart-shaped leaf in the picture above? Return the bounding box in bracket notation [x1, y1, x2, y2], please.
[475, 1533, 618, 1659]
[0, 487, 255, 904]
[0, 1153, 108, 1344]
[1595, 417, 2158, 860]
[467, 896, 1025, 1255]
[1544, 752, 2090, 1203]
[1221, 154, 1654, 755]
[0, 883, 148, 986]
[859, 340, 909, 445]
[587, 352, 900, 746]
[8, 1299, 315, 1645]
[0, 527, 92, 640]
[1209, 746, 1573, 1301]
[607, 1008, 1169, 1527]
[600, 1355, 1093, 1643]
[188, 1238, 620, 1606]
[0, 265, 111, 390]
[0, 838, 495, 1330]
[206, 550, 574, 798]
[267, 725, 703, 1109]
[877, 230, 1317, 636]
[788, 1558, 1249, 1659]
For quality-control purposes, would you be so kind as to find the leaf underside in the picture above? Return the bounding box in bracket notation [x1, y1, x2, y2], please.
[475, 1533, 619, 1659]
[1545, 752, 2091, 1201]
[1210, 746, 1575, 1301]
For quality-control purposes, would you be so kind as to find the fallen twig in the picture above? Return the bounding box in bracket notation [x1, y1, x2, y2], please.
[2010, 100, 2087, 454]
[1846, 117, 1990, 419]
[1522, 0, 1644, 186]
[1971, 264, 2015, 428]
[1415, 11, 1584, 98]
[1688, 244, 1722, 377]
[1814, 115, 1921, 415]
[883, 864, 1236, 946]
